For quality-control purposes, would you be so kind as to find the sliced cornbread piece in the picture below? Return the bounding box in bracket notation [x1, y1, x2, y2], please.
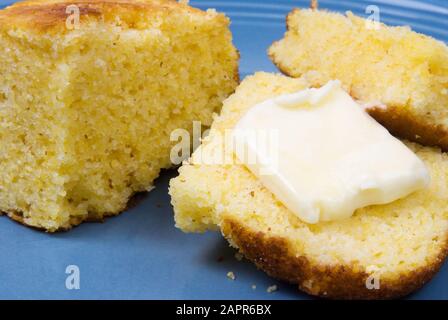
[170, 72, 448, 299]
[0, 0, 239, 231]
[269, 9, 448, 151]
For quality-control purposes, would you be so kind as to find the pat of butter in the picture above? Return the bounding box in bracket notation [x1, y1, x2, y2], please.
[232, 80, 430, 224]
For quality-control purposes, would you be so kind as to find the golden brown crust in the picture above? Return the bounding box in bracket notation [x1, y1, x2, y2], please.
[233, 50, 241, 84]
[0, 0, 218, 33]
[221, 218, 448, 299]
[367, 106, 448, 152]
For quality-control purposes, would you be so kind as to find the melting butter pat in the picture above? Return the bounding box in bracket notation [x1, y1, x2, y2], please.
[232, 80, 430, 224]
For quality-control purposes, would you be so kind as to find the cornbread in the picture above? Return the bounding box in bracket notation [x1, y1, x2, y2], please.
[0, 0, 239, 231]
[269, 9, 448, 151]
[170, 73, 448, 299]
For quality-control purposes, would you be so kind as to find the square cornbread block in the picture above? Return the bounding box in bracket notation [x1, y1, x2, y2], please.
[269, 9, 448, 151]
[170, 72, 448, 299]
[0, 0, 239, 231]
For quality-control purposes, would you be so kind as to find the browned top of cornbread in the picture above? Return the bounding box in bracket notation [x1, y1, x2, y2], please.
[0, 0, 224, 33]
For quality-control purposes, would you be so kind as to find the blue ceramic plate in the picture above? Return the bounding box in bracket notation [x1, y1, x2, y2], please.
[0, 0, 447, 300]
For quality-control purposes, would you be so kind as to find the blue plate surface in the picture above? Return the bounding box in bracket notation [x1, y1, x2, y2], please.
[0, 0, 447, 300]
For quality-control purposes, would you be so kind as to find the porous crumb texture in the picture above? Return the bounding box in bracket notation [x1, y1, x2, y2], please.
[0, 0, 239, 231]
[269, 9, 448, 150]
[170, 72, 448, 299]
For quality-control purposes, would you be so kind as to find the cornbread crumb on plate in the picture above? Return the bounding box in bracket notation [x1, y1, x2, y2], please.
[169, 72, 448, 299]
[0, 0, 239, 231]
[269, 9, 448, 151]
[267, 285, 278, 293]
[234, 252, 244, 261]
[227, 271, 236, 280]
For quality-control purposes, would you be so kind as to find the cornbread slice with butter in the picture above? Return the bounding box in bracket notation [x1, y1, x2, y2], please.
[232, 80, 430, 224]
[170, 73, 448, 299]
[0, 0, 239, 231]
[269, 9, 448, 151]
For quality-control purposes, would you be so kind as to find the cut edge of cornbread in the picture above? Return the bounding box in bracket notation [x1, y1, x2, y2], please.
[169, 72, 448, 299]
[2, 190, 148, 232]
[268, 8, 448, 151]
[0, 0, 239, 231]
